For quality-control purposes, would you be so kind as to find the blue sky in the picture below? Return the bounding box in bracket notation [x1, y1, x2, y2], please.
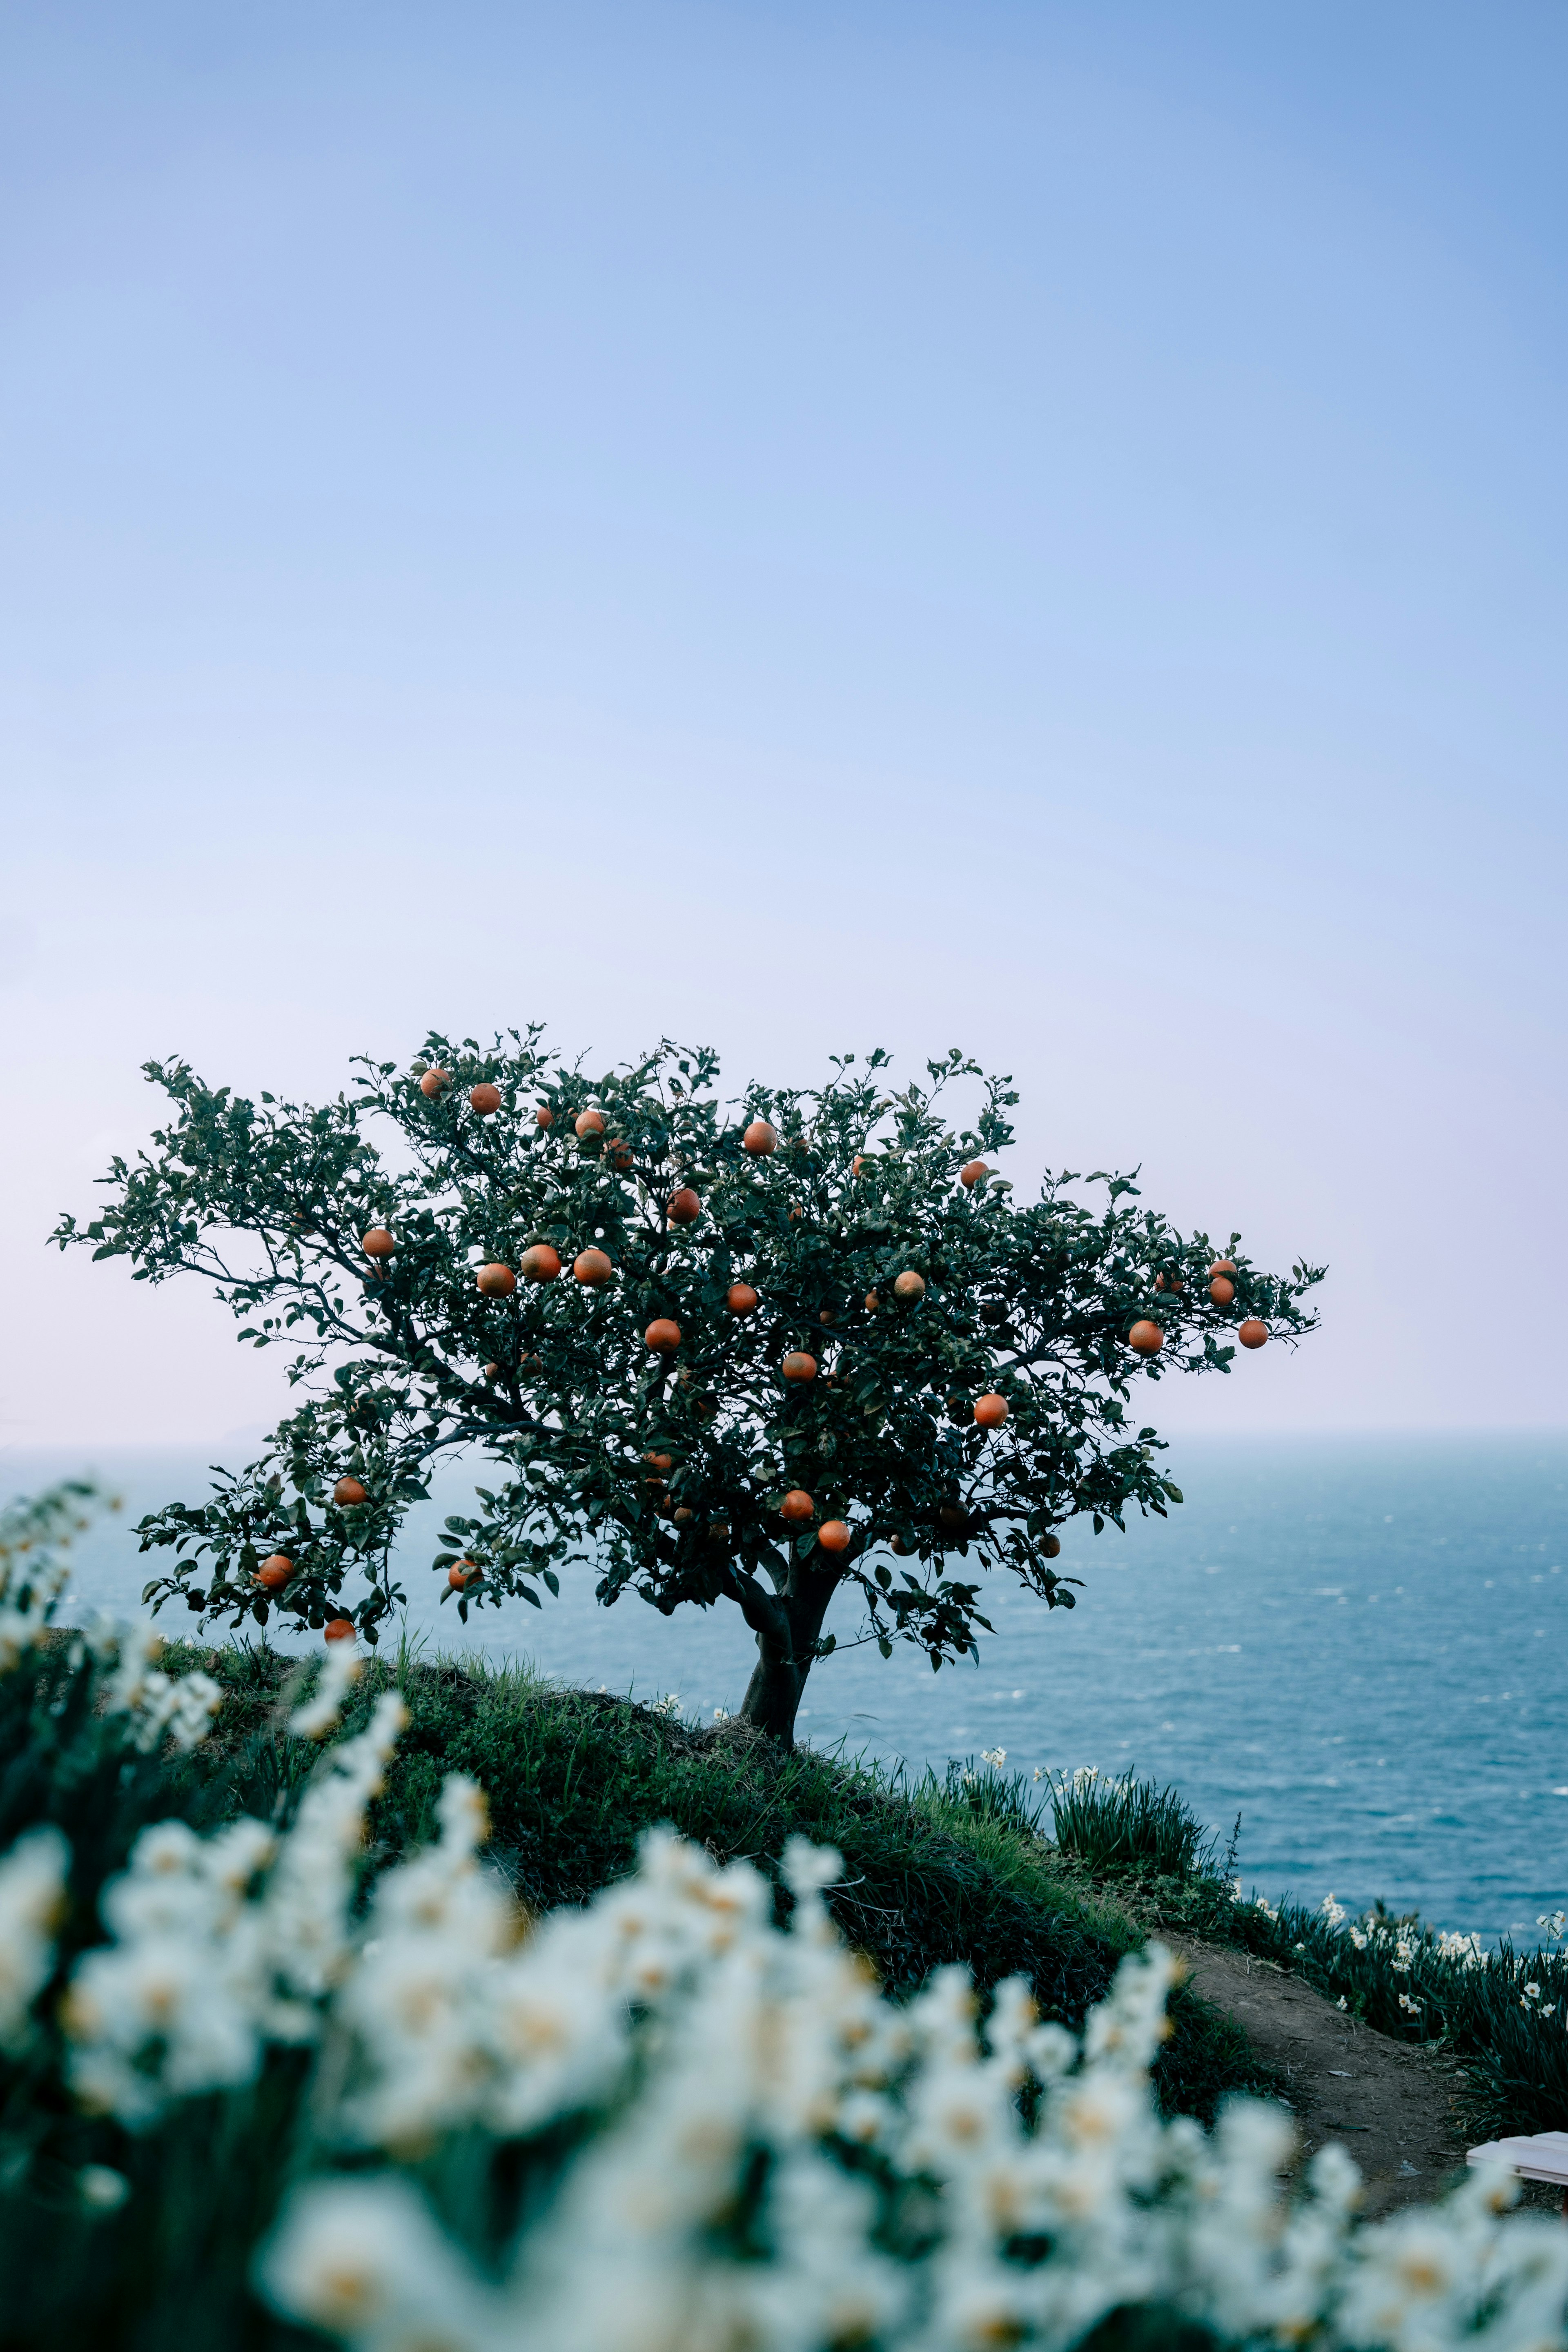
[2, 2, 1564, 1446]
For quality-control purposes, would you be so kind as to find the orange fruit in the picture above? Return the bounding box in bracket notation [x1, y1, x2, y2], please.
[644, 1451, 675, 1471]
[361, 1228, 395, 1258]
[483, 1363, 501, 1382]
[726, 1282, 758, 1315]
[743, 1119, 777, 1155]
[1042, 1532, 1062, 1559]
[1209, 1258, 1237, 1278]
[333, 1477, 367, 1507]
[960, 1160, 988, 1188]
[535, 1105, 554, 1127]
[520, 1243, 562, 1282]
[256, 1554, 293, 1590]
[780, 1489, 815, 1524]
[419, 1069, 449, 1099]
[573, 1247, 614, 1285]
[1238, 1319, 1269, 1349]
[1128, 1320, 1164, 1355]
[782, 1352, 817, 1383]
[324, 1617, 355, 1642]
[667, 1187, 701, 1225]
[937, 1504, 967, 1534]
[864, 1290, 880, 1311]
[851, 1154, 866, 1175]
[817, 1519, 851, 1554]
[889, 1535, 911, 1556]
[673, 1506, 695, 1525]
[448, 1560, 479, 1590]
[1155, 1273, 1184, 1294]
[973, 1393, 1008, 1429]
[477, 1263, 517, 1298]
[607, 1139, 634, 1170]
[893, 1270, 926, 1303]
[1209, 1276, 1235, 1306]
[470, 1082, 501, 1115]
[575, 1109, 607, 1139]
[645, 1318, 682, 1352]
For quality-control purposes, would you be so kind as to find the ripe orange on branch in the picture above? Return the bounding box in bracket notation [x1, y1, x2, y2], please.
[781, 1352, 817, 1383]
[575, 1109, 606, 1139]
[469, 1082, 501, 1115]
[573, 1248, 614, 1285]
[607, 1140, 634, 1170]
[1209, 1258, 1237, 1278]
[892, 1270, 926, 1303]
[419, 1069, 449, 1099]
[256, 1554, 293, 1589]
[726, 1282, 758, 1315]
[667, 1187, 702, 1225]
[1041, 1533, 1062, 1559]
[817, 1519, 851, 1554]
[535, 1106, 553, 1127]
[1238, 1319, 1269, 1349]
[645, 1318, 682, 1352]
[742, 1119, 777, 1155]
[324, 1617, 355, 1642]
[520, 1244, 561, 1282]
[361, 1228, 395, 1258]
[477, 1263, 517, 1298]
[332, 1477, 367, 1507]
[448, 1560, 479, 1590]
[1209, 1276, 1235, 1306]
[973, 1393, 1008, 1428]
[780, 1490, 815, 1524]
[1128, 1320, 1164, 1355]
[960, 1160, 989, 1188]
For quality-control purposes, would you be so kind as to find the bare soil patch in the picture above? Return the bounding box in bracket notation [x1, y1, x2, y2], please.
[1170, 1935, 1476, 2215]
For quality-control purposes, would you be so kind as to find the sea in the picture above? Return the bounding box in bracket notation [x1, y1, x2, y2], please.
[3, 1434, 1563, 1945]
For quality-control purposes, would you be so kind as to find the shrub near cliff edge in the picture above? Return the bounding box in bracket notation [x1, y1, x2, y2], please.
[55, 1037, 1322, 1743]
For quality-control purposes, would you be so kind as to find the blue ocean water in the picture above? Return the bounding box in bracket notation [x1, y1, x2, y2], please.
[3, 1435, 1563, 1942]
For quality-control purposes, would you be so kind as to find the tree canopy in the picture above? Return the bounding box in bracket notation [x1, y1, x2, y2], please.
[56, 1035, 1323, 1742]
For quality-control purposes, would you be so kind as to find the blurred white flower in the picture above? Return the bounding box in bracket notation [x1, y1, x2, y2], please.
[290, 1644, 363, 1740]
[0, 1825, 69, 2049]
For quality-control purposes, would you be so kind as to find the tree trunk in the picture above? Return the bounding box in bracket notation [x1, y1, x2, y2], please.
[734, 1561, 839, 1748]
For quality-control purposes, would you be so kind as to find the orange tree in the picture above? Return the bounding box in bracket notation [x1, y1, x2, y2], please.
[54, 1036, 1322, 1744]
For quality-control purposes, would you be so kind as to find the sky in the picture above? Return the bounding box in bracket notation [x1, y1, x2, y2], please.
[2, 0, 1564, 1453]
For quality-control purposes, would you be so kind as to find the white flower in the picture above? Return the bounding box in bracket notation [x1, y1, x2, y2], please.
[290, 1644, 363, 1740]
[0, 1825, 69, 2048]
[980, 1746, 1007, 1769]
[77, 2164, 130, 2212]
[256, 2176, 493, 2345]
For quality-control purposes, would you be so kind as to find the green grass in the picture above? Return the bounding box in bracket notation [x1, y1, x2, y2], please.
[163, 1639, 1568, 2138]
[174, 1637, 1272, 2126]
[956, 1751, 1568, 2140]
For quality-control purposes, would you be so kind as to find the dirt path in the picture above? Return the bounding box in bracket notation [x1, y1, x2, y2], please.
[1170, 1936, 1474, 2215]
